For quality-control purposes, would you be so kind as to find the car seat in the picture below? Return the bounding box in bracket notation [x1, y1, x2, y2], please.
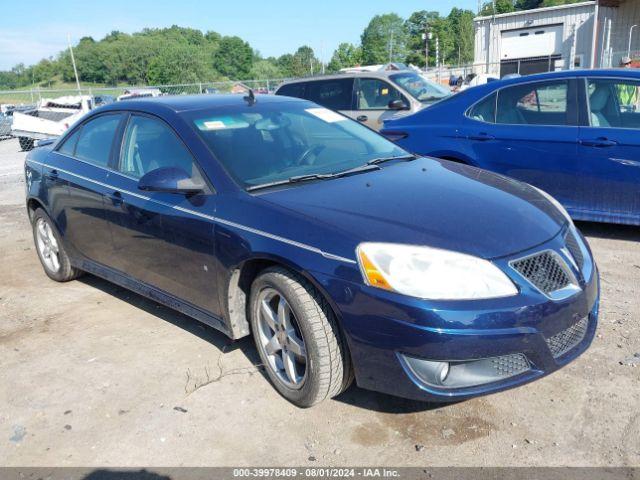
[589, 86, 612, 127]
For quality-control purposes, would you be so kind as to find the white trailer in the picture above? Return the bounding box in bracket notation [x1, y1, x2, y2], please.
[11, 95, 93, 151]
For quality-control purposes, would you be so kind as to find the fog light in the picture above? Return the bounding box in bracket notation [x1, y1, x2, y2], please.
[404, 359, 451, 386]
[401, 353, 530, 390]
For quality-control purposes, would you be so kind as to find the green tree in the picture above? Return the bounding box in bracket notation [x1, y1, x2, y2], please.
[480, 0, 516, 15]
[148, 44, 213, 84]
[290, 46, 319, 77]
[327, 43, 362, 72]
[249, 59, 282, 80]
[404, 10, 440, 67]
[540, 0, 581, 6]
[361, 13, 407, 65]
[213, 36, 254, 79]
[514, 0, 541, 9]
[447, 8, 475, 64]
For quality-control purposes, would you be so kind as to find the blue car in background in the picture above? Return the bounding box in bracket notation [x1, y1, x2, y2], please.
[25, 94, 598, 407]
[382, 69, 640, 226]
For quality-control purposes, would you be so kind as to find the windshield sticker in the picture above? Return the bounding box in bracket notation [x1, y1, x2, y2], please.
[195, 116, 250, 131]
[305, 108, 346, 123]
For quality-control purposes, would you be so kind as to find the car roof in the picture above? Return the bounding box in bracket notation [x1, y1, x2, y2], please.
[489, 68, 640, 87]
[98, 93, 304, 114]
[277, 70, 414, 86]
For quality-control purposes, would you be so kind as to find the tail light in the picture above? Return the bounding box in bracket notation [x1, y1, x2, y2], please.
[380, 130, 408, 142]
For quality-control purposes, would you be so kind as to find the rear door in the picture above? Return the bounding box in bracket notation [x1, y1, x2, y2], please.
[462, 78, 580, 208]
[105, 113, 220, 316]
[575, 77, 640, 221]
[49, 113, 125, 266]
[351, 77, 408, 130]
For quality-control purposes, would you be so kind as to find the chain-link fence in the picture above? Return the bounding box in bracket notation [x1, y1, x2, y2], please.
[0, 78, 291, 107]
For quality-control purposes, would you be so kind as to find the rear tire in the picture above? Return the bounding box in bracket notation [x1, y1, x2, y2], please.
[249, 267, 353, 407]
[19, 136, 34, 151]
[31, 208, 82, 282]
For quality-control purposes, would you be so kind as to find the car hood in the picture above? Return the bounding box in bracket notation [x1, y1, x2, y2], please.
[256, 158, 566, 260]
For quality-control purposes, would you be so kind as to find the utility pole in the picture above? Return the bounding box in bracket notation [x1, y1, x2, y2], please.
[435, 36, 440, 83]
[67, 34, 81, 94]
[628, 25, 638, 59]
[389, 29, 394, 63]
[422, 32, 429, 70]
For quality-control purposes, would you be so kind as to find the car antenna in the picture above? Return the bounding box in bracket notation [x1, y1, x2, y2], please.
[243, 88, 256, 106]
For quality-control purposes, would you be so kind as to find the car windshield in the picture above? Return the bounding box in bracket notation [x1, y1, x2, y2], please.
[185, 101, 408, 189]
[391, 72, 451, 103]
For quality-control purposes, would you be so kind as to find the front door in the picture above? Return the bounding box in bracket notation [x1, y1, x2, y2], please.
[575, 77, 640, 222]
[105, 113, 220, 316]
[350, 77, 408, 130]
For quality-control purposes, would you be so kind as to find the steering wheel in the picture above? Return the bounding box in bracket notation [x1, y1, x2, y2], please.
[295, 144, 325, 166]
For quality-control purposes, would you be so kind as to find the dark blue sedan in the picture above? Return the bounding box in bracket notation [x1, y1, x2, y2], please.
[382, 69, 640, 226]
[25, 94, 599, 406]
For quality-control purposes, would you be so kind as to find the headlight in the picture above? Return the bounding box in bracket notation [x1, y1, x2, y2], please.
[357, 243, 518, 300]
[532, 186, 572, 225]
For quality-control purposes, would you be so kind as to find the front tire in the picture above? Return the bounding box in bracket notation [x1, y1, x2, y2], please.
[249, 267, 353, 407]
[32, 208, 82, 282]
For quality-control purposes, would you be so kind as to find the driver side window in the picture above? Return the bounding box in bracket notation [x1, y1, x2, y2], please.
[118, 115, 203, 181]
[355, 78, 404, 110]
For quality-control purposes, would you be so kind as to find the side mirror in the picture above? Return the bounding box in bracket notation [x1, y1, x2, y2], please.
[388, 99, 409, 111]
[138, 167, 205, 195]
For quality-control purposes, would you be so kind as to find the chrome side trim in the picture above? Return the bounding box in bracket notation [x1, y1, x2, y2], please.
[27, 159, 357, 265]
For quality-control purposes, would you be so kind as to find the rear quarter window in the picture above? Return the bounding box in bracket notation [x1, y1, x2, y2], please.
[467, 92, 497, 123]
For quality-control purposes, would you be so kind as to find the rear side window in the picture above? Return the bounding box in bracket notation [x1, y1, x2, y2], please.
[57, 128, 81, 156]
[305, 79, 354, 110]
[74, 114, 123, 167]
[468, 93, 496, 123]
[587, 78, 640, 128]
[276, 82, 306, 99]
[496, 81, 569, 125]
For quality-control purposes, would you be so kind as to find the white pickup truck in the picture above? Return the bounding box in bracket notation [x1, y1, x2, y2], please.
[11, 95, 93, 151]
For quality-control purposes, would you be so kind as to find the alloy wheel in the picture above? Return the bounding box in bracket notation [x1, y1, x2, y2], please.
[255, 287, 308, 389]
[35, 218, 60, 273]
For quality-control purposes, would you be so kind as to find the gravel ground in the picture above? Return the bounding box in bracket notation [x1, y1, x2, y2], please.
[0, 137, 638, 466]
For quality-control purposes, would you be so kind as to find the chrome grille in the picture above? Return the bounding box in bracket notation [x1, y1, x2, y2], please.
[490, 354, 530, 377]
[510, 251, 571, 294]
[545, 317, 589, 358]
[564, 229, 584, 269]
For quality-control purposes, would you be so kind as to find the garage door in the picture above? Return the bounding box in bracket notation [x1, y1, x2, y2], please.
[501, 24, 563, 60]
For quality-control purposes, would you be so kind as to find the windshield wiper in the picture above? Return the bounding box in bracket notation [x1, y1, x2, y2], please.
[366, 154, 417, 166]
[246, 164, 384, 192]
[246, 173, 333, 192]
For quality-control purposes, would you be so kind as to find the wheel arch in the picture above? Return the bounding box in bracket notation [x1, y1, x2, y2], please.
[224, 254, 348, 343]
[26, 196, 46, 222]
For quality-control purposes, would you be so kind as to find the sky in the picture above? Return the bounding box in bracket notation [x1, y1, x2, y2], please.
[0, 0, 479, 70]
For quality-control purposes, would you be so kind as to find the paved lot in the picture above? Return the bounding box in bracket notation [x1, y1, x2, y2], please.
[0, 137, 639, 466]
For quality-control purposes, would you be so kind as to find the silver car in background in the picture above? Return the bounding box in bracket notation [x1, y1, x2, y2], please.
[275, 70, 451, 130]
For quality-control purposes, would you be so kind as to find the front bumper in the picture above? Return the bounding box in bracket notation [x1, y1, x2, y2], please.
[315, 229, 600, 402]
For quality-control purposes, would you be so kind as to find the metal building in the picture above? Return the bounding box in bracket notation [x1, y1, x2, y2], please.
[474, 0, 640, 77]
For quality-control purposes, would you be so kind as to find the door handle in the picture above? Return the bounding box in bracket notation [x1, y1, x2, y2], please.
[356, 115, 368, 122]
[580, 138, 618, 147]
[468, 133, 495, 141]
